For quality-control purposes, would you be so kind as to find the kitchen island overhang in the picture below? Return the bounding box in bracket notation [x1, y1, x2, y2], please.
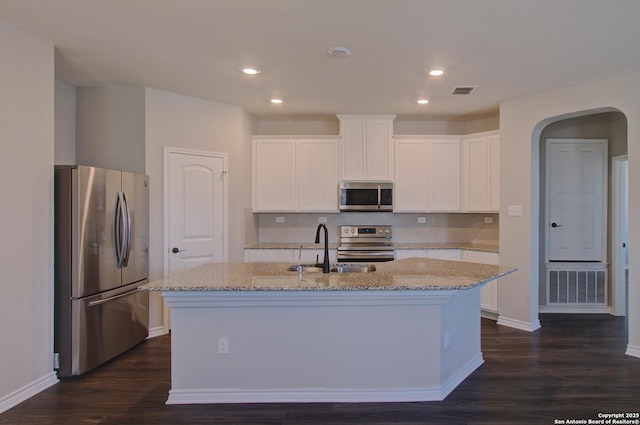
[141, 258, 516, 404]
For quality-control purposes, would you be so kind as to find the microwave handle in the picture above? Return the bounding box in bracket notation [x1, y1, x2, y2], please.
[377, 184, 381, 209]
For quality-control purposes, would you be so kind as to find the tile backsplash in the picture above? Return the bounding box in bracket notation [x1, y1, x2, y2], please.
[247, 212, 498, 245]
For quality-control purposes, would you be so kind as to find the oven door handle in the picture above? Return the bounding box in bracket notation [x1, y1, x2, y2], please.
[338, 251, 395, 257]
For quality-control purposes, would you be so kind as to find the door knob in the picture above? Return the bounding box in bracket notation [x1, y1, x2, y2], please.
[171, 247, 185, 253]
[551, 222, 563, 228]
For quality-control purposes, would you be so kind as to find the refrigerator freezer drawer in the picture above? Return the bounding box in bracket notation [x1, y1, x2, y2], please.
[58, 282, 149, 378]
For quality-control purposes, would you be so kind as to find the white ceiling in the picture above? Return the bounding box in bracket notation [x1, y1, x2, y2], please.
[1, 0, 640, 121]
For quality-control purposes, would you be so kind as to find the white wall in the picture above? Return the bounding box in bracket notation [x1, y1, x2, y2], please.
[54, 80, 76, 165]
[76, 86, 146, 174]
[498, 70, 640, 356]
[144, 88, 256, 329]
[0, 19, 58, 412]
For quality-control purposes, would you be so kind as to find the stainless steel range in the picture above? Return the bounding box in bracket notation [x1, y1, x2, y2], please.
[337, 225, 395, 263]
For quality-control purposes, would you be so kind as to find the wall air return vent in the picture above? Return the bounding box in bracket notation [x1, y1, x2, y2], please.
[451, 86, 476, 95]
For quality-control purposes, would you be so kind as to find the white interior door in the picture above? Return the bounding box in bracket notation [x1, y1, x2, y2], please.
[166, 149, 227, 275]
[547, 139, 606, 262]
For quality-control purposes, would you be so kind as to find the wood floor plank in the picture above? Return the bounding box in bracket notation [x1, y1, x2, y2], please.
[1, 314, 638, 424]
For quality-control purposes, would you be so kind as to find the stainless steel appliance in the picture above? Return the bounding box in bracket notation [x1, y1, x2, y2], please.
[339, 181, 393, 212]
[54, 165, 149, 378]
[337, 225, 395, 262]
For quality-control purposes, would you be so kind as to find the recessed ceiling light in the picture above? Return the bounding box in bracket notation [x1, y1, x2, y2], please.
[327, 46, 351, 58]
[270, 98, 283, 104]
[429, 69, 444, 76]
[417, 99, 429, 105]
[242, 67, 260, 75]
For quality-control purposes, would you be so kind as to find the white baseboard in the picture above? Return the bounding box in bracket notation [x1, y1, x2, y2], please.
[496, 315, 541, 332]
[626, 344, 640, 359]
[481, 310, 499, 321]
[147, 326, 169, 339]
[167, 354, 484, 405]
[0, 372, 58, 414]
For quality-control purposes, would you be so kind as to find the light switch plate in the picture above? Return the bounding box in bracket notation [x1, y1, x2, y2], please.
[507, 205, 523, 217]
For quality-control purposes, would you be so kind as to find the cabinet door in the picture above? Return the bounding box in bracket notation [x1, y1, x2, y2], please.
[297, 139, 339, 212]
[300, 249, 337, 264]
[339, 116, 394, 181]
[463, 136, 488, 211]
[428, 139, 461, 211]
[340, 120, 367, 180]
[244, 249, 295, 263]
[365, 119, 394, 181]
[427, 249, 461, 261]
[394, 140, 427, 212]
[461, 250, 499, 313]
[487, 134, 500, 211]
[254, 139, 296, 211]
[395, 250, 427, 260]
[462, 133, 500, 212]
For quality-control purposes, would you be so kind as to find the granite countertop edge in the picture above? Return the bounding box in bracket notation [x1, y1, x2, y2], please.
[140, 258, 516, 292]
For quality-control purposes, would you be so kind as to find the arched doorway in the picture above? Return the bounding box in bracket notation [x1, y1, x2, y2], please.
[534, 111, 628, 316]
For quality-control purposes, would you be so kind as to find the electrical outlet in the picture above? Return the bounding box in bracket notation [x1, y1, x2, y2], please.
[484, 217, 493, 224]
[444, 330, 451, 351]
[318, 216, 327, 223]
[417, 217, 426, 224]
[217, 337, 230, 354]
[275, 216, 284, 223]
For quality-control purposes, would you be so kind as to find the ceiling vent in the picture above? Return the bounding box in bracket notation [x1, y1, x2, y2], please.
[451, 86, 476, 95]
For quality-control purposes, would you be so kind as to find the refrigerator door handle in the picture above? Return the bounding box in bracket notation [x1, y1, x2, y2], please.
[114, 192, 127, 269]
[87, 287, 139, 307]
[122, 192, 132, 267]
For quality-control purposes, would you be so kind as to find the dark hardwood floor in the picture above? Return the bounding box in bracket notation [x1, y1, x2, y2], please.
[2, 314, 639, 425]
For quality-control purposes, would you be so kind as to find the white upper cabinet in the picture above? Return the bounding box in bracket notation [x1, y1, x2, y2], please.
[254, 139, 297, 211]
[394, 137, 461, 212]
[394, 139, 427, 211]
[462, 132, 500, 212]
[428, 139, 462, 211]
[253, 137, 339, 212]
[297, 138, 339, 211]
[338, 115, 395, 181]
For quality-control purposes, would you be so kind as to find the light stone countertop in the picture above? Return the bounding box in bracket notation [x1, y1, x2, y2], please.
[393, 242, 499, 253]
[244, 242, 341, 249]
[140, 257, 516, 292]
[244, 242, 498, 253]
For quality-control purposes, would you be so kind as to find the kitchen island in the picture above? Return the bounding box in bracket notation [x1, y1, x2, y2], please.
[141, 258, 516, 404]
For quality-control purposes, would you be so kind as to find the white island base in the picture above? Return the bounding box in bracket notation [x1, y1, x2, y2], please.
[162, 287, 483, 404]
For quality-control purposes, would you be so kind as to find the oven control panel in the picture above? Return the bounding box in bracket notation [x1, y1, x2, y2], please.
[340, 225, 392, 239]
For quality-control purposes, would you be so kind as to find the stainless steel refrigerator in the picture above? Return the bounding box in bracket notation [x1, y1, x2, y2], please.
[54, 165, 149, 378]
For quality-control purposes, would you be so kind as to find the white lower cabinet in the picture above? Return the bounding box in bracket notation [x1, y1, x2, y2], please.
[244, 249, 336, 264]
[461, 250, 499, 314]
[396, 249, 498, 315]
[394, 250, 427, 260]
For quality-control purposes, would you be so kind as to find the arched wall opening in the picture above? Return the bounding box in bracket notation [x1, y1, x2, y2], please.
[533, 110, 627, 314]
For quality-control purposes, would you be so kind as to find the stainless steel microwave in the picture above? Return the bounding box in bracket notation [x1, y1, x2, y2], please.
[339, 182, 393, 212]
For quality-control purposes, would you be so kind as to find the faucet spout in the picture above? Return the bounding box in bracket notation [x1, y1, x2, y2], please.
[315, 224, 331, 273]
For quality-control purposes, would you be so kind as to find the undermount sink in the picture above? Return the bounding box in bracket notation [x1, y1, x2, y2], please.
[331, 264, 376, 273]
[287, 264, 376, 273]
